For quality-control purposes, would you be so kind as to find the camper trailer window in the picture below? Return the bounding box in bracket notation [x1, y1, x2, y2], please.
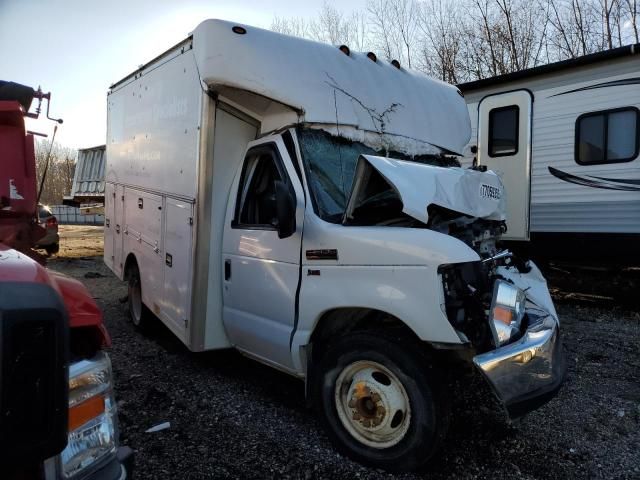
[576, 107, 639, 165]
[488, 106, 519, 157]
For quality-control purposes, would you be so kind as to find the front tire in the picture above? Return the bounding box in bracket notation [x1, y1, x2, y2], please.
[313, 331, 448, 472]
[127, 262, 152, 330]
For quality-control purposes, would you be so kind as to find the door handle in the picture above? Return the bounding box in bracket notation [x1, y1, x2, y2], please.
[115, 224, 120, 234]
[224, 259, 231, 281]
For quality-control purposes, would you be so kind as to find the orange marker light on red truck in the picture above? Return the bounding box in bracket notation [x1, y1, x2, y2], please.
[68, 395, 105, 431]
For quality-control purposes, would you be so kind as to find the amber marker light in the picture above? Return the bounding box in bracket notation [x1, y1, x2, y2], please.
[492, 305, 513, 325]
[68, 395, 106, 431]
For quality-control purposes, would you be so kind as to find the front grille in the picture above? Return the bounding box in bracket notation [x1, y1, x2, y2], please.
[0, 282, 69, 465]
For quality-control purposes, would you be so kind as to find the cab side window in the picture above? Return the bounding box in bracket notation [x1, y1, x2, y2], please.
[235, 147, 285, 228]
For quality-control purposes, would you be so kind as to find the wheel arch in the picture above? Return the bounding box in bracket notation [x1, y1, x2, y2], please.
[302, 307, 466, 403]
[123, 252, 139, 280]
[309, 307, 422, 358]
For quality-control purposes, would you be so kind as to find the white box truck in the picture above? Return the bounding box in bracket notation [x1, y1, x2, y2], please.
[104, 19, 566, 471]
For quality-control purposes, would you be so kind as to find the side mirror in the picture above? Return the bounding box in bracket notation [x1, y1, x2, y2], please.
[274, 180, 296, 239]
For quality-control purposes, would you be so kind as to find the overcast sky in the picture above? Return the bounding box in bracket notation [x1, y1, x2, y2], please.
[0, 0, 366, 149]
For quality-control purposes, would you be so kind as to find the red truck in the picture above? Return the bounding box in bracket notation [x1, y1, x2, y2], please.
[0, 81, 132, 479]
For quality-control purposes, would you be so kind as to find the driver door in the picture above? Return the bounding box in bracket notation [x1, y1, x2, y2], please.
[222, 137, 304, 370]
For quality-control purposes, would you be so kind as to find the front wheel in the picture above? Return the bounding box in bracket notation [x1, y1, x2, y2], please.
[313, 331, 448, 472]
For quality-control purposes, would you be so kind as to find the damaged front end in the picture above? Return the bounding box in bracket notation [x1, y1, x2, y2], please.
[340, 153, 566, 417]
[440, 257, 566, 418]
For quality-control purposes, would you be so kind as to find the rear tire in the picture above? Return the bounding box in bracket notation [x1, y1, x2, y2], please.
[313, 331, 448, 472]
[127, 262, 152, 330]
[45, 243, 59, 255]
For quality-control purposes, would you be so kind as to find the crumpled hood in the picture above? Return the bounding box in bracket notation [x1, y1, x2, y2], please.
[345, 155, 506, 224]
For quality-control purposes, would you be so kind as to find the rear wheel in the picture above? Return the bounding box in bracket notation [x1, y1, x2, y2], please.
[127, 262, 152, 329]
[45, 243, 59, 255]
[313, 331, 448, 472]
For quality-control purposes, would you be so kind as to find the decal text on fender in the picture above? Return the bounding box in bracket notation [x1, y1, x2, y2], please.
[480, 183, 501, 200]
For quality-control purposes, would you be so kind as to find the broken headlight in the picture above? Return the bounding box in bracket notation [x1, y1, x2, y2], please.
[489, 280, 526, 346]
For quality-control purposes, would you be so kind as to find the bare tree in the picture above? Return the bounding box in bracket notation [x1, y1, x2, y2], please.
[367, 0, 403, 60]
[389, 0, 418, 67]
[625, 0, 639, 42]
[270, 0, 639, 83]
[271, 16, 310, 38]
[416, 0, 464, 82]
[271, 2, 371, 50]
[35, 139, 77, 205]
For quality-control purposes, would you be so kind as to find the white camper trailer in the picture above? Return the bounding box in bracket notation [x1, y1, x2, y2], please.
[104, 19, 565, 470]
[458, 45, 640, 262]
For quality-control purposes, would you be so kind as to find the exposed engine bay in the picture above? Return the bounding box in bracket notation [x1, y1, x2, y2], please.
[438, 251, 558, 355]
[427, 205, 506, 258]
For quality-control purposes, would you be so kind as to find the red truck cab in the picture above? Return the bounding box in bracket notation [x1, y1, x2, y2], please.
[0, 244, 133, 479]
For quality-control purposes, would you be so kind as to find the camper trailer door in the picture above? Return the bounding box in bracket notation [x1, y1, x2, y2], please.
[477, 90, 532, 241]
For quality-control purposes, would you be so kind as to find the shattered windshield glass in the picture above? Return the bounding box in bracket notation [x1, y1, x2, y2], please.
[296, 127, 459, 223]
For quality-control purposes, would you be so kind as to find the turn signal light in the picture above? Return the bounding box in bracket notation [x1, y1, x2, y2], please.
[69, 395, 105, 431]
[492, 306, 513, 325]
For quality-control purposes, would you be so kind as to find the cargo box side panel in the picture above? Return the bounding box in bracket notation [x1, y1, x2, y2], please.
[191, 104, 258, 351]
[106, 47, 201, 199]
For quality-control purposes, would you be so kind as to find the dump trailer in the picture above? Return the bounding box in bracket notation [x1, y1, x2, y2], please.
[105, 19, 566, 471]
[63, 144, 106, 214]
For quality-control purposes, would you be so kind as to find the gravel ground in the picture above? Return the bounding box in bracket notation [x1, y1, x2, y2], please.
[49, 227, 640, 479]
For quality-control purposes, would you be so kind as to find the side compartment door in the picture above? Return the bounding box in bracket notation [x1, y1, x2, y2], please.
[477, 90, 533, 240]
[162, 198, 193, 339]
[114, 184, 125, 277]
[104, 183, 125, 277]
[222, 137, 305, 370]
[104, 183, 115, 270]
[124, 188, 163, 312]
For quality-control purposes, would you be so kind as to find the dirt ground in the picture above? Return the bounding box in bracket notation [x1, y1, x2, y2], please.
[56, 225, 105, 258]
[49, 226, 640, 479]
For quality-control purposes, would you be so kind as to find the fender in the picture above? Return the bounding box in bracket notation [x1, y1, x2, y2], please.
[288, 215, 479, 372]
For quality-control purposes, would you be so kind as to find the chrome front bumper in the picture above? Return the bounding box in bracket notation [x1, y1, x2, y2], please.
[473, 313, 566, 418]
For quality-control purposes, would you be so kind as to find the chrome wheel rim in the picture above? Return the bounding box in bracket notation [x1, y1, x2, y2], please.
[334, 360, 411, 449]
